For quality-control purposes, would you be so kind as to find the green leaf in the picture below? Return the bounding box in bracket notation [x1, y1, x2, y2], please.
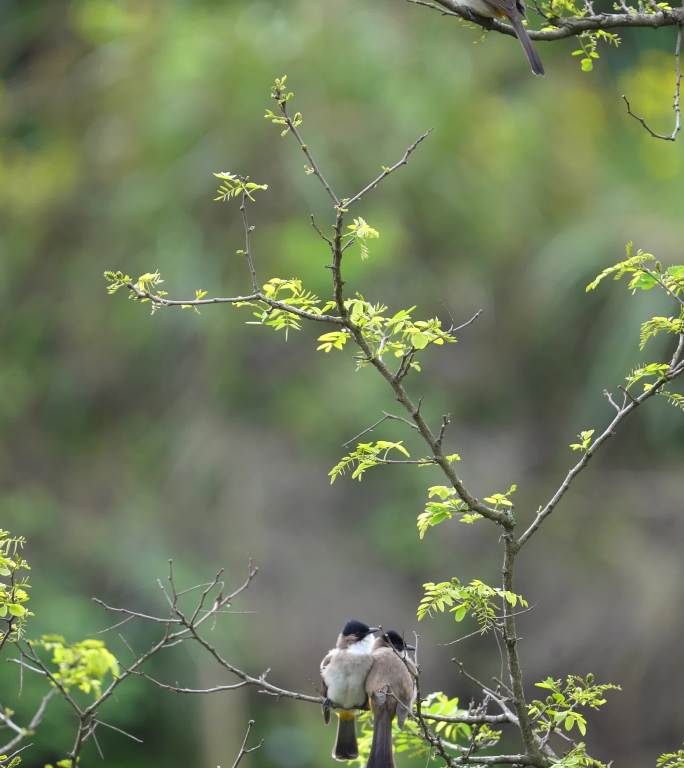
[410, 332, 430, 350]
[428, 485, 453, 500]
[329, 440, 411, 484]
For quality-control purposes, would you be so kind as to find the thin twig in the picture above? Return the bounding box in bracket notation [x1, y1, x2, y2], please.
[93, 718, 144, 743]
[342, 415, 390, 447]
[623, 24, 682, 141]
[230, 720, 263, 768]
[134, 671, 248, 695]
[451, 309, 483, 333]
[240, 191, 259, 292]
[345, 130, 432, 207]
[273, 86, 340, 207]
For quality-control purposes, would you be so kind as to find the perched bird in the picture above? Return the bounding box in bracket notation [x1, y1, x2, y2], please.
[365, 631, 417, 768]
[458, 0, 544, 75]
[321, 620, 379, 761]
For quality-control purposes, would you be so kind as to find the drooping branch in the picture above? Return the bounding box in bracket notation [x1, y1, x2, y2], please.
[623, 23, 682, 141]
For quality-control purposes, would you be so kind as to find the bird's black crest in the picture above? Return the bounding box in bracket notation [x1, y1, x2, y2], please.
[384, 630, 407, 651]
[341, 619, 371, 638]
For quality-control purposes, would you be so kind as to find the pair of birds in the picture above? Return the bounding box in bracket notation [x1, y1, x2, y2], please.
[320, 621, 417, 768]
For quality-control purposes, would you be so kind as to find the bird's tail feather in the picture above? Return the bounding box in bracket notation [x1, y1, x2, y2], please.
[366, 706, 394, 768]
[333, 712, 358, 761]
[509, 13, 544, 75]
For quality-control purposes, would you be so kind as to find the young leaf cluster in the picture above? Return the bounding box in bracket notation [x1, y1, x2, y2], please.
[38, 635, 120, 698]
[417, 481, 479, 540]
[0, 529, 32, 644]
[213, 172, 268, 203]
[639, 315, 684, 351]
[657, 744, 684, 768]
[626, 362, 672, 390]
[246, 278, 333, 337]
[586, 243, 683, 295]
[657, 389, 684, 412]
[346, 217, 380, 260]
[483, 483, 517, 509]
[550, 742, 609, 768]
[104, 270, 170, 315]
[328, 440, 415, 483]
[264, 75, 302, 137]
[529, 674, 620, 738]
[570, 29, 620, 72]
[342, 298, 456, 370]
[588, 245, 684, 399]
[569, 429, 594, 453]
[417, 578, 528, 632]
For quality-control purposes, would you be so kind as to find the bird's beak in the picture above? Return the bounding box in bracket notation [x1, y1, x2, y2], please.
[405, 643, 416, 651]
[368, 627, 381, 634]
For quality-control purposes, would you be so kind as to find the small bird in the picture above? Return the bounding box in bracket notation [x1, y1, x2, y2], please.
[365, 630, 417, 768]
[321, 620, 379, 761]
[458, 0, 544, 76]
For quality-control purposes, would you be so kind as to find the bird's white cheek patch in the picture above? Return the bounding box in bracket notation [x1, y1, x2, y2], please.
[347, 635, 375, 655]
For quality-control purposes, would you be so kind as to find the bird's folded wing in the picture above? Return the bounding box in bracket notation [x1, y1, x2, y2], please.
[320, 650, 334, 674]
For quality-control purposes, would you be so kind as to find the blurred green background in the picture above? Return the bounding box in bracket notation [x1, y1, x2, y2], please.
[1, 1, 683, 766]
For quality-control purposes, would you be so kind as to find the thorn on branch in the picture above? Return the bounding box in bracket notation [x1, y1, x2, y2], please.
[436, 414, 451, 448]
